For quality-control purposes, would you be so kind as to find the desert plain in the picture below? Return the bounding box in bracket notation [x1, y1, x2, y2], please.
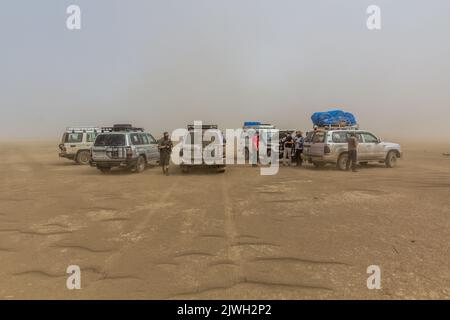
[0, 141, 449, 299]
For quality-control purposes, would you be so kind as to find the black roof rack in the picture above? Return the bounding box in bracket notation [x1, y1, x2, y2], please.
[316, 124, 359, 131]
[187, 124, 218, 130]
[100, 124, 144, 132]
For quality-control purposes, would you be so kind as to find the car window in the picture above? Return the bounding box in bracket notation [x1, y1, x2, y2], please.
[304, 132, 314, 143]
[356, 133, 363, 142]
[94, 134, 126, 146]
[86, 132, 97, 143]
[130, 133, 142, 145]
[332, 132, 348, 143]
[140, 134, 149, 145]
[147, 134, 157, 144]
[65, 133, 83, 143]
[312, 131, 326, 143]
[185, 131, 197, 144]
[362, 133, 378, 143]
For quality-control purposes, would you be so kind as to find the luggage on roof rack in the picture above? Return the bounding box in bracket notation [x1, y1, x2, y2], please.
[311, 110, 357, 127]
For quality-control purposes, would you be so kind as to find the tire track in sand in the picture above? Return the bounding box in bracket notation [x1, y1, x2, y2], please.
[220, 175, 245, 281]
[102, 182, 178, 268]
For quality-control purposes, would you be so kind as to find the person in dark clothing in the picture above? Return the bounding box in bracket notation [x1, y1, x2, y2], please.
[294, 131, 304, 166]
[282, 132, 294, 166]
[346, 132, 358, 172]
[158, 132, 173, 176]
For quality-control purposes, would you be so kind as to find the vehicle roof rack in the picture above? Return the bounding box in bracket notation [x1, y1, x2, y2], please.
[316, 124, 359, 131]
[187, 124, 218, 130]
[66, 127, 101, 133]
[243, 123, 276, 130]
[105, 124, 145, 132]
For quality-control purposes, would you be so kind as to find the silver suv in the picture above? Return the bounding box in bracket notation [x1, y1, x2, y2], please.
[303, 129, 402, 170]
[90, 124, 160, 173]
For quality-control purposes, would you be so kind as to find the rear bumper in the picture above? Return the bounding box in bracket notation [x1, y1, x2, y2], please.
[180, 159, 226, 167]
[90, 158, 137, 168]
[59, 152, 76, 160]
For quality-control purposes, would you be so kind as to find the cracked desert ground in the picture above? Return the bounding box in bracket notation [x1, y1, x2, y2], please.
[0, 141, 449, 299]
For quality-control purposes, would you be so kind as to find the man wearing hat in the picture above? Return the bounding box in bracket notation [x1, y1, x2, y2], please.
[346, 132, 359, 172]
[158, 131, 173, 176]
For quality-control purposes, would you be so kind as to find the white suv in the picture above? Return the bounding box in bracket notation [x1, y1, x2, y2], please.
[59, 127, 101, 165]
[303, 129, 402, 170]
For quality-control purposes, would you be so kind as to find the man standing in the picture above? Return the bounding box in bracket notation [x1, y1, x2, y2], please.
[158, 131, 173, 176]
[251, 131, 260, 167]
[282, 132, 294, 166]
[294, 131, 304, 166]
[346, 132, 358, 172]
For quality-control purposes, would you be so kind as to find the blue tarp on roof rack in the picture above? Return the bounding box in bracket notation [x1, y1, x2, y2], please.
[311, 110, 357, 126]
[243, 121, 261, 127]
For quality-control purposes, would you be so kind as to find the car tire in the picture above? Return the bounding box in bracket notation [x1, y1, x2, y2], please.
[133, 156, 146, 173]
[244, 147, 249, 161]
[337, 153, 348, 171]
[98, 167, 110, 173]
[216, 166, 226, 173]
[76, 150, 91, 165]
[181, 165, 190, 174]
[385, 151, 397, 168]
[313, 162, 325, 168]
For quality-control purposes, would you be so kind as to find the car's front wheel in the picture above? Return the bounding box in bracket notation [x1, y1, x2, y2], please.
[385, 151, 398, 168]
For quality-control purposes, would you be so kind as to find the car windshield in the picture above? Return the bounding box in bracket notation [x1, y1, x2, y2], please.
[185, 131, 222, 145]
[94, 134, 126, 146]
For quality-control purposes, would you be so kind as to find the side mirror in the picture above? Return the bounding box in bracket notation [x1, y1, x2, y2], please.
[377, 138, 382, 143]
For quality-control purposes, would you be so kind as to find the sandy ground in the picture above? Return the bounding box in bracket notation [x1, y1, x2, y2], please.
[0, 141, 449, 300]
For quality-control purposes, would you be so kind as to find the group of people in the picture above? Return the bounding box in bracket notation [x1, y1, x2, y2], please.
[281, 131, 305, 167]
[156, 129, 358, 175]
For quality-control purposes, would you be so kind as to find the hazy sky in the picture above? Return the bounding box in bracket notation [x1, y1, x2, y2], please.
[1, 0, 450, 140]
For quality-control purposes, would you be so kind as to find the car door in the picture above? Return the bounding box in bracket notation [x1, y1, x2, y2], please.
[146, 133, 160, 164]
[360, 132, 380, 160]
[65, 132, 83, 154]
[308, 131, 327, 157]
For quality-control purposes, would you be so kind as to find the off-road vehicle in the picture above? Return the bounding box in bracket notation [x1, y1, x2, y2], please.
[90, 124, 160, 173]
[241, 122, 277, 161]
[179, 124, 226, 173]
[303, 127, 402, 170]
[59, 127, 103, 165]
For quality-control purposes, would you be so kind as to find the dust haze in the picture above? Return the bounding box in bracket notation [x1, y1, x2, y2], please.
[1, 0, 450, 141]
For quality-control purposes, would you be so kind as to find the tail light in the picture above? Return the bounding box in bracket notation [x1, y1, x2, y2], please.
[324, 145, 331, 154]
[126, 147, 133, 159]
